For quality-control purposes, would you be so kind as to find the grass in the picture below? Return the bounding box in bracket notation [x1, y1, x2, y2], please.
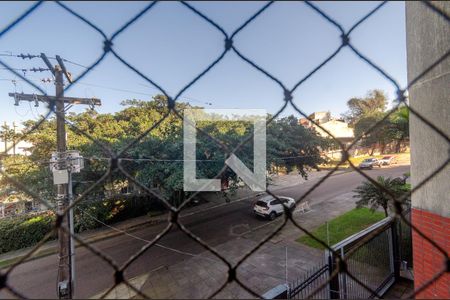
[319, 152, 410, 169]
[0, 257, 18, 268]
[296, 207, 385, 250]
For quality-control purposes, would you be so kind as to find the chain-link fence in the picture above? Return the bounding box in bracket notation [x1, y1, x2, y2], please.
[0, 1, 449, 299]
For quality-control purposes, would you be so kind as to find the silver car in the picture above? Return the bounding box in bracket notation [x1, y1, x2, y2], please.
[358, 158, 381, 169]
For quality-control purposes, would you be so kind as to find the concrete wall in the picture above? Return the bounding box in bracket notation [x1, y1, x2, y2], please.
[406, 2, 450, 298]
[406, 1, 450, 217]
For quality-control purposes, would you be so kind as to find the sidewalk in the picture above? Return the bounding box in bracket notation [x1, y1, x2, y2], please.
[268, 169, 345, 189]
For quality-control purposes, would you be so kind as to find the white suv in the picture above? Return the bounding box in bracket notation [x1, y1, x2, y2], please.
[253, 195, 296, 220]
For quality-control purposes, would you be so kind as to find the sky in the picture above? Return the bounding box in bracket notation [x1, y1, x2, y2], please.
[0, 1, 407, 128]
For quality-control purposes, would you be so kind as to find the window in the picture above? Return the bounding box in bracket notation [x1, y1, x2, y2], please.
[270, 199, 282, 205]
[255, 201, 268, 208]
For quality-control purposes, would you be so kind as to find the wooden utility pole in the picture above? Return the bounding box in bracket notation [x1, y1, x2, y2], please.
[54, 64, 72, 299]
[2, 122, 7, 155]
[12, 122, 16, 156]
[8, 53, 101, 299]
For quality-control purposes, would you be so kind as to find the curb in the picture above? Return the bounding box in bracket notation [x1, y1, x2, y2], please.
[269, 168, 353, 191]
[0, 216, 168, 269]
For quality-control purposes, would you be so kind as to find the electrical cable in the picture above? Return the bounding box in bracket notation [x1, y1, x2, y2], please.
[79, 209, 219, 263]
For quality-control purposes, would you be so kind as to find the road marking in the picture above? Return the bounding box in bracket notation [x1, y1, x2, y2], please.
[82, 210, 219, 263]
[229, 223, 251, 236]
[238, 218, 279, 237]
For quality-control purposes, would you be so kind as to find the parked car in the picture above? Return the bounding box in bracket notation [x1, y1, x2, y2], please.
[253, 195, 295, 220]
[379, 155, 397, 166]
[358, 158, 381, 169]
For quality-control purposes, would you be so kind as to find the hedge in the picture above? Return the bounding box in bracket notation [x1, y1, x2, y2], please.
[0, 195, 166, 255]
[74, 194, 164, 232]
[0, 212, 56, 254]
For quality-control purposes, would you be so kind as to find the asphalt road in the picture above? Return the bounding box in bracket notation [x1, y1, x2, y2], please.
[0, 165, 410, 299]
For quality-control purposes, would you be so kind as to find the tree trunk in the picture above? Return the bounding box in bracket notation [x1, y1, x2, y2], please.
[380, 142, 386, 154]
[180, 191, 185, 206]
[383, 206, 388, 217]
[395, 135, 404, 153]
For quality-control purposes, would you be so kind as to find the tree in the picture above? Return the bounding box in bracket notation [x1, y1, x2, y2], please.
[14, 95, 330, 207]
[353, 175, 411, 217]
[389, 105, 409, 153]
[342, 89, 388, 126]
[0, 155, 53, 207]
[0, 123, 20, 155]
[343, 89, 410, 154]
[266, 115, 330, 178]
[354, 113, 393, 155]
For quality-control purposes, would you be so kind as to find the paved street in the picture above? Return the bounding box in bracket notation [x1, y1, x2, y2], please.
[0, 165, 409, 299]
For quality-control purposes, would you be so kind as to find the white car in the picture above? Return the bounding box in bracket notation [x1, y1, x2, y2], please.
[379, 155, 397, 166]
[253, 195, 296, 220]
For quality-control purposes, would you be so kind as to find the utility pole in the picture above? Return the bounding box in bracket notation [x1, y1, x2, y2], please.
[54, 63, 72, 299]
[12, 122, 16, 156]
[2, 122, 6, 155]
[8, 53, 101, 299]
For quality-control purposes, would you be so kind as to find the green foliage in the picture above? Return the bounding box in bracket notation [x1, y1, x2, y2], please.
[388, 105, 410, 152]
[12, 95, 329, 207]
[353, 175, 411, 216]
[0, 155, 54, 204]
[0, 195, 164, 253]
[296, 207, 385, 249]
[342, 89, 388, 126]
[343, 90, 409, 153]
[0, 123, 19, 149]
[74, 194, 164, 232]
[0, 212, 56, 254]
[354, 112, 392, 150]
[267, 115, 330, 178]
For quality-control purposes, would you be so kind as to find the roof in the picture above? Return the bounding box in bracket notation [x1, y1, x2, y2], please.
[258, 195, 275, 203]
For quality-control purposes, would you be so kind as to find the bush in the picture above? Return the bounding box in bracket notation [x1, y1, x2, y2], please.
[0, 212, 56, 254]
[0, 194, 164, 254]
[74, 194, 164, 232]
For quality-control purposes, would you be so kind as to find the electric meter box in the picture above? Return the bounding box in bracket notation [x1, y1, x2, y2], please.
[50, 151, 84, 173]
[66, 150, 84, 173]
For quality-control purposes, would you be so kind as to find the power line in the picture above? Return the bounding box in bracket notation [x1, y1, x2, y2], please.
[1, 54, 214, 106]
[0, 67, 27, 72]
[0, 52, 87, 68]
[61, 58, 88, 69]
[137, 83, 213, 106]
[0, 53, 40, 59]
[79, 209, 219, 263]
[34, 79, 214, 106]
[1, 154, 323, 169]
[76, 82, 154, 97]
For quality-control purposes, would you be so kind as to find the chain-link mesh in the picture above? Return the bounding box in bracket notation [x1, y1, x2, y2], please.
[0, 1, 448, 299]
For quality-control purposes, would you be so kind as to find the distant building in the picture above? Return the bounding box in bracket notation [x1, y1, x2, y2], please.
[0, 139, 32, 156]
[302, 111, 332, 125]
[300, 111, 355, 158]
[300, 111, 354, 144]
